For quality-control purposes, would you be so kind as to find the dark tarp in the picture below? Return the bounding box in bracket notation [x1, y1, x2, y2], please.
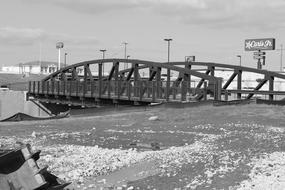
[256, 98, 285, 105]
[1, 111, 69, 122]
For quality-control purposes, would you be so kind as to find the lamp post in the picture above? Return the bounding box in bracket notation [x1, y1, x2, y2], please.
[64, 53, 67, 67]
[164, 38, 172, 101]
[280, 44, 283, 72]
[126, 55, 130, 69]
[237, 55, 241, 67]
[100, 49, 106, 76]
[123, 42, 128, 69]
[56, 42, 64, 71]
[164, 39, 172, 63]
[275, 44, 285, 72]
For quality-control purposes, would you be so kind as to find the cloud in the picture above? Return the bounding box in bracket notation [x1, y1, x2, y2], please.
[0, 27, 99, 47]
[22, 0, 285, 30]
[0, 27, 46, 46]
[145, 0, 285, 30]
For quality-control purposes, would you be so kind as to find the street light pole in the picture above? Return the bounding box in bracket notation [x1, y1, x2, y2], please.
[281, 44, 283, 72]
[123, 42, 128, 69]
[164, 39, 172, 63]
[237, 55, 241, 67]
[64, 53, 67, 67]
[164, 38, 172, 101]
[100, 49, 106, 76]
[275, 44, 285, 72]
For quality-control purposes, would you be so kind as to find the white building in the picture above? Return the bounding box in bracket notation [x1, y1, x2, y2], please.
[2, 61, 64, 75]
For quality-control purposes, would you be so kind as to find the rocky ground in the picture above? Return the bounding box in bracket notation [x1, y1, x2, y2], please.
[1, 104, 285, 189]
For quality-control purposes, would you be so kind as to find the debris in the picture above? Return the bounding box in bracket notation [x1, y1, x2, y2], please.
[150, 142, 160, 150]
[0, 144, 70, 190]
[148, 116, 159, 121]
[31, 131, 39, 138]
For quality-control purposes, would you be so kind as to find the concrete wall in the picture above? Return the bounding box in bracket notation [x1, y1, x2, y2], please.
[0, 90, 49, 120]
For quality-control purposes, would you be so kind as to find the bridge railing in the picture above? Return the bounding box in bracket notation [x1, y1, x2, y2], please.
[28, 80, 202, 103]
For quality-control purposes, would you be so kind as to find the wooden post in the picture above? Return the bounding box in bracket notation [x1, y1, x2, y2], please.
[37, 81, 40, 94]
[69, 81, 72, 96]
[185, 63, 191, 89]
[51, 79, 54, 95]
[214, 78, 222, 101]
[156, 67, 161, 99]
[63, 80, 66, 96]
[181, 81, 186, 101]
[76, 80, 79, 97]
[99, 63, 102, 98]
[118, 80, 121, 99]
[41, 81, 44, 94]
[139, 81, 143, 101]
[147, 81, 151, 98]
[46, 81, 49, 95]
[127, 81, 131, 100]
[83, 65, 88, 97]
[28, 81, 31, 93]
[225, 90, 228, 101]
[203, 81, 207, 100]
[90, 80, 94, 97]
[33, 81, 36, 93]
[133, 63, 139, 97]
[114, 62, 119, 96]
[166, 68, 170, 102]
[57, 81, 60, 96]
[269, 76, 274, 101]
[108, 80, 111, 98]
[152, 81, 156, 102]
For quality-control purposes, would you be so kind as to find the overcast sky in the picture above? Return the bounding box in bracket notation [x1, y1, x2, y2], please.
[1, 0, 285, 71]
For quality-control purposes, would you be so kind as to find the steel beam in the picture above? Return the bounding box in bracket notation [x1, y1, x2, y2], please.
[246, 78, 268, 99]
[196, 69, 211, 90]
[223, 72, 238, 89]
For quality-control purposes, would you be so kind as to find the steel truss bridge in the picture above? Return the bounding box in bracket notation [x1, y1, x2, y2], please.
[27, 59, 285, 109]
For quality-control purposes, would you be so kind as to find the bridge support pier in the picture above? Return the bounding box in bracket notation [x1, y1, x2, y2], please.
[214, 78, 222, 101]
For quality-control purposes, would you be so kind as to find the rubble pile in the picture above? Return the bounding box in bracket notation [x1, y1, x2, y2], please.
[0, 144, 70, 190]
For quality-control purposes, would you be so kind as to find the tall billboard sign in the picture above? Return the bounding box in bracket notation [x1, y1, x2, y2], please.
[245, 38, 275, 51]
[244, 38, 275, 69]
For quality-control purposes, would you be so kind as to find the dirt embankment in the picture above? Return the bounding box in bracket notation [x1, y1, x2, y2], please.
[1, 104, 285, 189]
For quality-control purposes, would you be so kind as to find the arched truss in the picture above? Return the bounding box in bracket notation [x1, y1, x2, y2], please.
[169, 62, 285, 100]
[38, 59, 221, 103]
[28, 59, 285, 105]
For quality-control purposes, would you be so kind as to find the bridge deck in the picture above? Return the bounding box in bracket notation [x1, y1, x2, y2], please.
[27, 59, 285, 107]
